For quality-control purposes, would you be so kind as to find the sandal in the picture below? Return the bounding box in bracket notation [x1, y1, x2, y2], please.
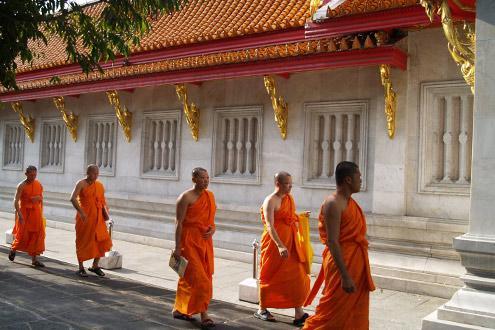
[172, 310, 194, 321]
[254, 309, 276, 322]
[293, 313, 309, 327]
[200, 318, 216, 328]
[8, 249, 15, 261]
[77, 269, 88, 277]
[32, 260, 45, 268]
[88, 267, 105, 277]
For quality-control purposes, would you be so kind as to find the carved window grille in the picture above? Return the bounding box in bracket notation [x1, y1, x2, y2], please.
[141, 111, 181, 179]
[2, 122, 25, 170]
[212, 106, 263, 184]
[85, 116, 117, 176]
[303, 101, 368, 189]
[39, 119, 66, 173]
[419, 81, 473, 195]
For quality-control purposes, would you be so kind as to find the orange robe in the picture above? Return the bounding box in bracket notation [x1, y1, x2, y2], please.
[259, 194, 310, 308]
[303, 198, 375, 330]
[174, 190, 216, 316]
[12, 180, 45, 256]
[75, 181, 112, 262]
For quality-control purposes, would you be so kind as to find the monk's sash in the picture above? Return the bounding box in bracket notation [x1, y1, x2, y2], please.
[261, 194, 306, 264]
[79, 181, 110, 242]
[182, 190, 216, 275]
[19, 180, 43, 233]
[304, 198, 374, 306]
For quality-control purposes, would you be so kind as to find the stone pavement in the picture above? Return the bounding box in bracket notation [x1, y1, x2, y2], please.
[0, 214, 447, 329]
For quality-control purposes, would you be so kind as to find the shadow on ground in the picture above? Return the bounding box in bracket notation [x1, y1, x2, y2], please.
[0, 246, 295, 329]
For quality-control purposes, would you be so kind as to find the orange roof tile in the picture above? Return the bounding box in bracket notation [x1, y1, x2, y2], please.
[17, 0, 311, 73]
[326, 0, 418, 18]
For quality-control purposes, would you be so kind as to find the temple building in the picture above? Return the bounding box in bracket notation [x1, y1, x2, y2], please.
[2, 0, 494, 328]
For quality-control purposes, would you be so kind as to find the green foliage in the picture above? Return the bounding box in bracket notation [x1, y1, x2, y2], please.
[0, 0, 188, 91]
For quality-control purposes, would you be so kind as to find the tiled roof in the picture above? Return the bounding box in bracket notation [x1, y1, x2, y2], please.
[17, 0, 311, 73]
[326, 0, 418, 18]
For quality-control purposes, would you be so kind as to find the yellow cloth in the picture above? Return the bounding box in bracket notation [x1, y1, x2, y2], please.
[298, 213, 313, 275]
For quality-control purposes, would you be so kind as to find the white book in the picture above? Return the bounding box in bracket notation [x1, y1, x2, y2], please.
[169, 251, 188, 277]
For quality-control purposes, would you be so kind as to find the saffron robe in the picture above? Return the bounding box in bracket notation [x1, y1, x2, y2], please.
[75, 181, 112, 262]
[259, 194, 310, 308]
[12, 180, 45, 256]
[174, 190, 216, 315]
[303, 197, 375, 330]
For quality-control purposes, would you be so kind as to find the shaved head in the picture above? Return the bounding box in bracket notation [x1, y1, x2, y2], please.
[192, 167, 207, 178]
[274, 171, 291, 184]
[86, 164, 99, 175]
[25, 165, 37, 174]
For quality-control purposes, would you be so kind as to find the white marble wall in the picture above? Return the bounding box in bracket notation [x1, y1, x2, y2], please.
[0, 28, 471, 220]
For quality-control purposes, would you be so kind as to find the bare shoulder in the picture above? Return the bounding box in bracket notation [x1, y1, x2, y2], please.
[16, 181, 26, 191]
[322, 194, 346, 214]
[177, 189, 195, 205]
[263, 192, 280, 208]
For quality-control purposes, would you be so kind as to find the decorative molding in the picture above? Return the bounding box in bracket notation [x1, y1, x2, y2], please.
[39, 117, 66, 173]
[420, 0, 475, 93]
[106, 90, 133, 142]
[2, 121, 25, 171]
[264, 75, 288, 140]
[10, 101, 35, 142]
[379, 64, 397, 138]
[0, 47, 408, 102]
[140, 110, 181, 180]
[53, 96, 78, 142]
[211, 106, 263, 185]
[302, 100, 368, 190]
[175, 84, 200, 141]
[418, 80, 473, 196]
[84, 114, 118, 177]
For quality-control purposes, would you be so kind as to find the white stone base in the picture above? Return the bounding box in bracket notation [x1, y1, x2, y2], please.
[422, 288, 495, 329]
[99, 251, 123, 270]
[5, 229, 14, 245]
[239, 277, 259, 304]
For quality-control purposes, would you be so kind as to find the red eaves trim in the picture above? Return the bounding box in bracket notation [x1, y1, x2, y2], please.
[1, 46, 407, 102]
[15, 5, 429, 84]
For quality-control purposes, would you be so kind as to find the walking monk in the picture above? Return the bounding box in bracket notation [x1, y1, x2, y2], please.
[303, 161, 375, 330]
[255, 172, 310, 326]
[8, 166, 45, 267]
[70, 164, 112, 277]
[172, 168, 216, 328]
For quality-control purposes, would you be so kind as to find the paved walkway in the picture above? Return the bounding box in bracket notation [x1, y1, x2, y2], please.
[0, 214, 446, 329]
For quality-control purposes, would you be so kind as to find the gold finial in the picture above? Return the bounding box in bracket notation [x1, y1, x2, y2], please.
[379, 64, 397, 139]
[264, 75, 288, 140]
[175, 84, 200, 141]
[106, 90, 133, 142]
[11, 101, 35, 142]
[53, 96, 79, 142]
[419, 0, 475, 93]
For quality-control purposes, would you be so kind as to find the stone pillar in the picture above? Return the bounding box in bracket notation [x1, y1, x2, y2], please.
[422, 1, 495, 328]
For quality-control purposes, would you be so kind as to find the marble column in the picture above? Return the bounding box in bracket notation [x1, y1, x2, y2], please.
[423, 1, 495, 328]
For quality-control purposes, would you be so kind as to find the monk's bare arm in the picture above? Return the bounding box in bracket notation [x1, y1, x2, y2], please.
[174, 192, 190, 257]
[323, 199, 356, 293]
[263, 197, 288, 258]
[13, 183, 25, 223]
[70, 181, 86, 221]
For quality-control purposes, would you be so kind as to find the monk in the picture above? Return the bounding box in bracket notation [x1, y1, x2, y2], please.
[70, 164, 112, 277]
[8, 166, 46, 267]
[303, 161, 375, 330]
[255, 172, 311, 326]
[172, 167, 216, 328]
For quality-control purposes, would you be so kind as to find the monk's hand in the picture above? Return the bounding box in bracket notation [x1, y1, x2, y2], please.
[172, 249, 181, 260]
[342, 275, 356, 294]
[202, 226, 215, 239]
[302, 211, 311, 217]
[278, 245, 289, 258]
